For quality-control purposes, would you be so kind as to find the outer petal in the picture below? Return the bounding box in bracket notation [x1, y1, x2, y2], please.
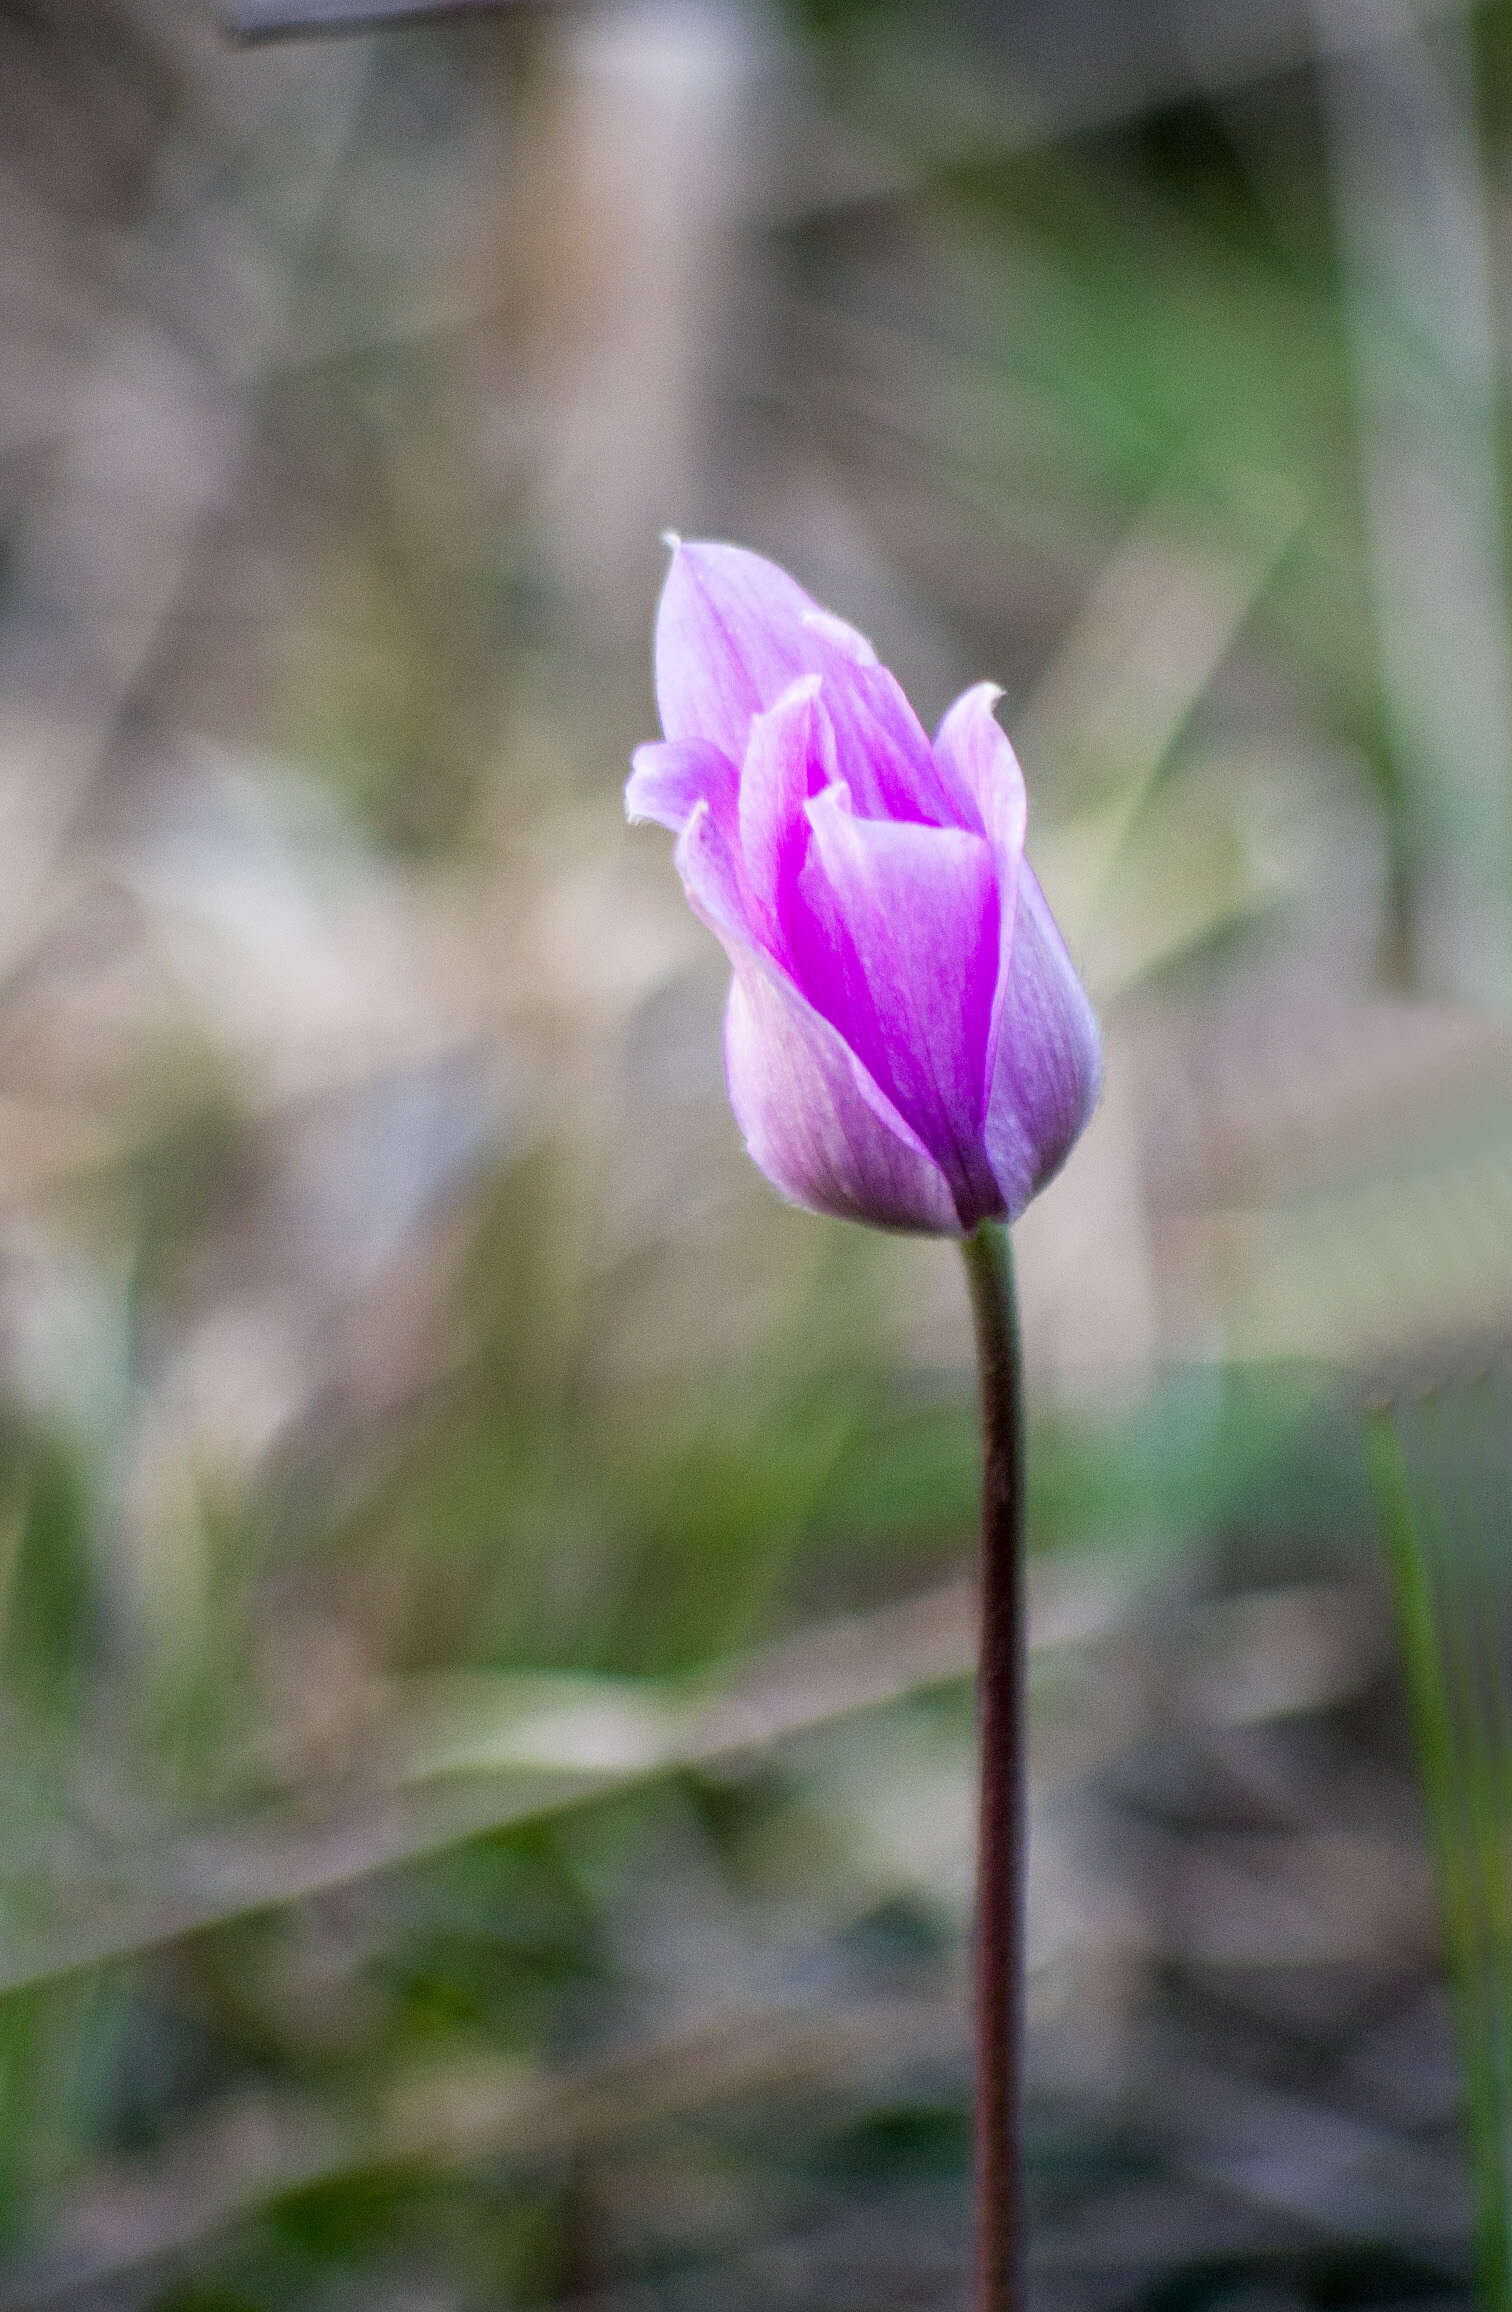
[655, 541, 821, 766]
[737, 676, 836, 957]
[655, 541, 962, 828]
[933, 683, 1026, 861]
[724, 967, 961, 1233]
[799, 608, 878, 663]
[799, 605, 967, 826]
[797, 786, 1002, 1228]
[626, 738, 738, 839]
[675, 802, 960, 1233]
[982, 864, 1102, 1219]
[828, 658, 964, 828]
[934, 682, 1029, 1096]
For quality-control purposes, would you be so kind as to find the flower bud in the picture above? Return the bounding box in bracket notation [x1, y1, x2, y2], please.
[628, 541, 1101, 1233]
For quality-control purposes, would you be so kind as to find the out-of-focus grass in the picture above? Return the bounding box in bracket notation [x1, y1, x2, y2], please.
[1368, 1398, 1512, 2312]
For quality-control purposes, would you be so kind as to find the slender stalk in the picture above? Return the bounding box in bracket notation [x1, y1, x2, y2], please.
[961, 1219, 1026, 2312]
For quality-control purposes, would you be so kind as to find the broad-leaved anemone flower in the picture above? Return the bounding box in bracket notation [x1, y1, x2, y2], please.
[629, 540, 1102, 2310]
[627, 540, 1101, 1234]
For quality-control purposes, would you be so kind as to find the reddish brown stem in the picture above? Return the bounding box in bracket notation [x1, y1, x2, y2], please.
[961, 1220, 1026, 2312]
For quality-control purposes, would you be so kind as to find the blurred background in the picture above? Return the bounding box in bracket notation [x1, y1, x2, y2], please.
[3, 0, 1512, 2303]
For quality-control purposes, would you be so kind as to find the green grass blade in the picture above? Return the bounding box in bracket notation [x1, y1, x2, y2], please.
[1365, 1404, 1512, 2312]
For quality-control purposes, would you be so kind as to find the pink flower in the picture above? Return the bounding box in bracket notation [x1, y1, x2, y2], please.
[628, 542, 1101, 1234]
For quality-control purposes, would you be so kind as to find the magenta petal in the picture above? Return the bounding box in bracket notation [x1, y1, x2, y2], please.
[724, 967, 961, 1233]
[655, 542, 959, 829]
[934, 683, 1030, 1095]
[799, 607, 878, 663]
[800, 604, 963, 824]
[934, 683, 1027, 861]
[633, 541, 1102, 1237]
[825, 660, 963, 827]
[738, 677, 836, 954]
[675, 802, 960, 1231]
[626, 738, 739, 839]
[673, 793, 757, 953]
[982, 864, 1102, 1219]
[796, 788, 1002, 1227]
[655, 542, 824, 767]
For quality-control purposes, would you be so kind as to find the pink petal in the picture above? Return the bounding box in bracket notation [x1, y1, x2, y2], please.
[654, 541, 960, 829]
[655, 542, 824, 766]
[933, 683, 1027, 861]
[672, 793, 757, 949]
[636, 545, 1102, 1236]
[724, 969, 961, 1233]
[982, 863, 1102, 1218]
[676, 802, 960, 1232]
[831, 660, 964, 827]
[934, 683, 1030, 1098]
[626, 738, 739, 839]
[799, 607, 878, 663]
[795, 786, 1002, 1227]
[737, 676, 836, 956]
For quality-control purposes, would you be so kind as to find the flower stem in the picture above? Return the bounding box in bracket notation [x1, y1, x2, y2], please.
[961, 1218, 1026, 2312]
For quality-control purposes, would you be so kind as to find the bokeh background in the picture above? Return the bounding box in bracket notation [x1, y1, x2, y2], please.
[3, 0, 1512, 2303]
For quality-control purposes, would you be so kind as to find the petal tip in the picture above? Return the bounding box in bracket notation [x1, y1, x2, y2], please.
[624, 743, 660, 825]
[804, 776, 853, 830]
[799, 606, 879, 667]
[672, 791, 711, 862]
[767, 671, 823, 715]
[944, 679, 1005, 726]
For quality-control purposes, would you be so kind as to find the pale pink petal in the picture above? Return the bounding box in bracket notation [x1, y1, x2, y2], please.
[799, 608, 878, 663]
[655, 542, 820, 766]
[655, 541, 960, 828]
[829, 660, 963, 827]
[934, 683, 1030, 1098]
[724, 969, 961, 1232]
[626, 738, 738, 839]
[933, 683, 1027, 861]
[632, 544, 1102, 1238]
[795, 786, 1002, 1226]
[737, 677, 836, 956]
[675, 802, 961, 1232]
[983, 864, 1102, 1218]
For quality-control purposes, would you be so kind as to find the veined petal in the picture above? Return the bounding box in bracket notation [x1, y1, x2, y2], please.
[799, 607, 877, 663]
[934, 683, 1029, 1096]
[676, 802, 960, 1232]
[634, 542, 1102, 1238]
[738, 676, 835, 955]
[724, 970, 961, 1233]
[627, 738, 738, 839]
[656, 541, 824, 767]
[802, 597, 963, 826]
[673, 794, 757, 953]
[823, 659, 962, 828]
[934, 683, 1027, 861]
[983, 863, 1102, 1219]
[796, 787, 1002, 1227]
[655, 542, 961, 829]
